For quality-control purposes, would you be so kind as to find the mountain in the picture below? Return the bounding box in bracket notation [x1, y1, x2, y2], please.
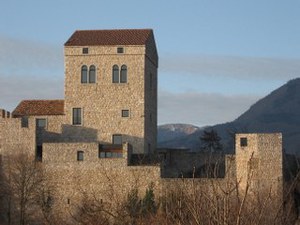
[158, 78, 300, 154]
[157, 124, 201, 143]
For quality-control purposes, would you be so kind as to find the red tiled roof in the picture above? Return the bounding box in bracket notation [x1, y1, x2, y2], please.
[12, 100, 64, 117]
[64, 29, 153, 46]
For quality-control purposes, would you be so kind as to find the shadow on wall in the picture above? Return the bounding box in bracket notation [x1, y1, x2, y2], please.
[160, 150, 226, 178]
[36, 124, 98, 144]
[36, 126, 145, 152]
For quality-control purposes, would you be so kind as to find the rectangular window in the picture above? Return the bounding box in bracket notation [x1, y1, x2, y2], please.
[72, 108, 82, 125]
[21, 117, 29, 128]
[112, 152, 123, 158]
[77, 151, 84, 161]
[1, 110, 5, 118]
[82, 48, 88, 54]
[240, 137, 248, 147]
[112, 134, 122, 145]
[99, 152, 106, 158]
[122, 110, 129, 117]
[117, 47, 124, 53]
[36, 119, 46, 128]
[99, 150, 123, 158]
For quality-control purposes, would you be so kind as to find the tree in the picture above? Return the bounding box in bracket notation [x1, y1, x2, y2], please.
[142, 183, 157, 215]
[200, 129, 222, 152]
[1, 153, 53, 225]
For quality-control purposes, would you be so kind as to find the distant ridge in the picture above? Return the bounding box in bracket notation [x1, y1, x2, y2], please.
[158, 78, 300, 154]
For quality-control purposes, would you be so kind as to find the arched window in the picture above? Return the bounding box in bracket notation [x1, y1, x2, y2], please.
[81, 65, 88, 83]
[112, 65, 119, 83]
[120, 65, 127, 83]
[89, 65, 96, 83]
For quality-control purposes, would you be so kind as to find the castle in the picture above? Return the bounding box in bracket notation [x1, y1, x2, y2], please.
[0, 29, 295, 224]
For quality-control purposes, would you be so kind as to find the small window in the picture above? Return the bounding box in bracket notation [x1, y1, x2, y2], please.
[112, 134, 122, 145]
[117, 47, 124, 53]
[82, 48, 88, 54]
[72, 108, 82, 125]
[240, 137, 248, 147]
[106, 152, 112, 158]
[112, 65, 119, 83]
[112, 152, 123, 158]
[36, 119, 46, 128]
[122, 110, 129, 118]
[89, 65, 96, 83]
[77, 151, 84, 161]
[81, 65, 88, 83]
[99, 152, 106, 158]
[21, 116, 29, 128]
[120, 65, 127, 83]
[1, 110, 5, 118]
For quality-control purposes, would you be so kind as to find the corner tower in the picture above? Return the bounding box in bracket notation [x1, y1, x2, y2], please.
[64, 29, 158, 154]
[235, 133, 283, 217]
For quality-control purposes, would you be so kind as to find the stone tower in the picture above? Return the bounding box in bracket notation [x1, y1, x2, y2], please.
[235, 133, 283, 214]
[63, 29, 158, 154]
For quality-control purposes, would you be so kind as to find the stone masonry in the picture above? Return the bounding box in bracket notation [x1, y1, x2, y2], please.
[0, 29, 293, 223]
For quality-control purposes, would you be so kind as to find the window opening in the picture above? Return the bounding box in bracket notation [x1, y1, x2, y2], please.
[77, 151, 84, 161]
[117, 47, 124, 53]
[36, 119, 46, 129]
[89, 65, 96, 83]
[122, 110, 129, 117]
[82, 48, 88, 54]
[72, 108, 82, 125]
[112, 65, 119, 83]
[120, 65, 127, 83]
[240, 137, 248, 147]
[21, 117, 29, 128]
[81, 65, 88, 83]
[112, 134, 122, 145]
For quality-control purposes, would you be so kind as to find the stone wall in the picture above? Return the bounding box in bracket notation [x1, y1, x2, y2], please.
[0, 116, 35, 157]
[43, 160, 161, 221]
[235, 133, 283, 191]
[235, 133, 284, 220]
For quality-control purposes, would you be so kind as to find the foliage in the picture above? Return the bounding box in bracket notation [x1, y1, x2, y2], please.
[141, 183, 157, 215]
[200, 129, 223, 152]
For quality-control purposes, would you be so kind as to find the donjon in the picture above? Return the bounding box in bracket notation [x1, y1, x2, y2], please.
[63, 29, 158, 154]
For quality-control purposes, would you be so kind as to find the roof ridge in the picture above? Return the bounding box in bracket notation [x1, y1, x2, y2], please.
[65, 29, 153, 46]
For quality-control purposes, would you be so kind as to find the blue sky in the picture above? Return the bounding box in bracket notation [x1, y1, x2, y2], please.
[1, 0, 300, 126]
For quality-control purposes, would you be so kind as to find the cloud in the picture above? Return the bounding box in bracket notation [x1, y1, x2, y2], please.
[0, 36, 64, 111]
[0, 74, 64, 112]
[160, 54, 300, 80]
[158, 90, 260, 127]
[0, 35, 63, 76]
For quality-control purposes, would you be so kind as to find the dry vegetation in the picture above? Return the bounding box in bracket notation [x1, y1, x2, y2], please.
[0, 152, 299, 225]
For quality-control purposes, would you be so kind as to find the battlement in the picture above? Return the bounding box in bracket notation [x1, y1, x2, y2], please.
[0, 109, 11, 119]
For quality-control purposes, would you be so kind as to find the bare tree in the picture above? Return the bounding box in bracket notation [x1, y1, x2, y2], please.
[0, 153, 55, 225]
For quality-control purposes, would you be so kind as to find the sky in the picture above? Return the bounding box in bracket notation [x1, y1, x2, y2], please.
[0, 0, 300, 127]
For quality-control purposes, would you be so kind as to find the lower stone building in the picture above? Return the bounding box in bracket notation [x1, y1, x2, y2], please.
[0, 116, 296, 224]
